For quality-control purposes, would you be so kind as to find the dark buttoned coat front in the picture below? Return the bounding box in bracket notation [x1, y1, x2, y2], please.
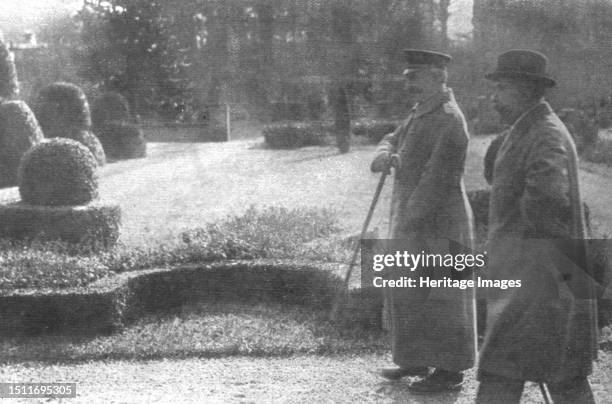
[374, 88, 476, 372]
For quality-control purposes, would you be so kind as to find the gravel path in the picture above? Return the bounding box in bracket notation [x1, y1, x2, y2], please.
[7, 353, 610, 404]
[3, 351, 612, 403]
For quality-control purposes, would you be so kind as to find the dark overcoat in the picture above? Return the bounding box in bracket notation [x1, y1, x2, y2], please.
[479, 101, 598, 383]
[374, 88, 476, 372]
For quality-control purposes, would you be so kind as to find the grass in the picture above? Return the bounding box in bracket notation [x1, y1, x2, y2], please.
[0, 301, 386, 364]
[0, 239, 112, 290]
[0, 206, 349, 291]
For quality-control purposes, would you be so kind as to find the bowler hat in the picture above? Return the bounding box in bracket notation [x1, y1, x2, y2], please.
[403, 49, 451, 75]
[485, 49, 556, 87]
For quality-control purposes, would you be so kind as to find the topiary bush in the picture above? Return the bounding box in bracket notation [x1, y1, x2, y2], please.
[582, 138, 612, 166]
[67, 128, 107, 165]
[91, 91, 131, 129]
[351, 119, 399, 144]
[263, 121, 331, 149]
[34, 82, 91, 134]
[558, 108, 598, 152]
[18, 138, 99, 206]
[0, 38, 18, 101]
[0, 101, 44, 187]
[95, 121, 146, 160]
[90, 92, 145, 161]
[0, 201, 121, 248]
[34, 82, 106, 165]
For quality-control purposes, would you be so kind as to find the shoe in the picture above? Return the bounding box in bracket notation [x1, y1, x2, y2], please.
[407, 369, 464, 393]
[381, 366, 429, 380]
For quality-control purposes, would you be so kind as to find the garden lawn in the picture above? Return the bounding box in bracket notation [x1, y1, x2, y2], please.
[5, 134, 609, 245]
[0, 137, 490, 248]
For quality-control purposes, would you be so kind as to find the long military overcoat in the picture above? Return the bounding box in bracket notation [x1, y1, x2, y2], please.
[479, 101, 598, 383]
[373, 88, 476, 372]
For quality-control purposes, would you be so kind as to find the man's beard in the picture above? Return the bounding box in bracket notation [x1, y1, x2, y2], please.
[493, 103, 516, 124]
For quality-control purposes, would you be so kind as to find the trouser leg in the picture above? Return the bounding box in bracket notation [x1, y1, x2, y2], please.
[475, 371, 524, 404]
[548, 377, 595, 404]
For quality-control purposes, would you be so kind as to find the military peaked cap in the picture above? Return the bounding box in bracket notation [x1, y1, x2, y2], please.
[403, 49, 452, 74]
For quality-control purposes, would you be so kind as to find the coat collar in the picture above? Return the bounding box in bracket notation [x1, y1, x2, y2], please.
[496, 101, 553, 159]
[413, 88, 454, 119]
[508, 100, 553, 136]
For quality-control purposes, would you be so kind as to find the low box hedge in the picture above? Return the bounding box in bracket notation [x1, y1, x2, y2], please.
[0, 260, 353, 336]
[351, 119, 399, 144]
[263, 121, 332, 149]
[0, 200, 121, 248]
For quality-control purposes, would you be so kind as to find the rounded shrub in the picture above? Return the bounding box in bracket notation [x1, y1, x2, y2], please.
[95, 121, 146, 160]
[0, 101, 44, 187]
[18, 138, 99, 206]
[0, 200, 121, 248]
[0, 38, 18, 100]
[67, 128, 107, 166]
[34, 82, 92, 138]
[91, 91, 131, 129]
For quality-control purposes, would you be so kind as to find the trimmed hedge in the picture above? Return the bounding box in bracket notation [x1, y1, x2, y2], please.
[351, 119, 399, 143]
[0, 200, 121, 247]
[0, 260, 345, 336]
[68, 128, 107, 166]
[583, 138, 612, 166]
[18, 138, 99, 206]
[0, 38, 18, 100]
[35, 82, 92, 133]
[263, 121, 331, 149]
[558, 108, 598, 152]
[0, 100, 44, 187]
[95, 121, 147, 160]
[33, 82, 107, 165]
[91, 92, 131, 129]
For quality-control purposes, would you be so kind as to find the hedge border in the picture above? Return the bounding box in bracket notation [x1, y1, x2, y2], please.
[0, 258, 610, 338]
[0, 259, 381, 337]
[0, 200, 121, 248]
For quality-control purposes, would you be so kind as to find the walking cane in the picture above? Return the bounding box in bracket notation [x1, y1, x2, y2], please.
[329, 155, 398, 321]
[539, 382, 551, 404]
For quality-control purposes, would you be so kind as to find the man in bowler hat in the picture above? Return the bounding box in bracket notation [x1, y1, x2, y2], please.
[476, 50, 598, 403]
[371, 50, 476, 393]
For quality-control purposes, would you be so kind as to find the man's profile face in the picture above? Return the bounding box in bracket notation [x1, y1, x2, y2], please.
[491, 79, 529, 124]
[404, 69, 435, 102]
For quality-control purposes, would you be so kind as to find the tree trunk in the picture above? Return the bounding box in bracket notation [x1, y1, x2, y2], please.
[333, 85, 350, 153]
[256, 1, 274, 121]
[206, 4, 230, 129]
[330, 0, 354, 153]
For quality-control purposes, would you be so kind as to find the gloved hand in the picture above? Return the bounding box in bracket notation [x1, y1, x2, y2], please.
[371, 153, 400, 173]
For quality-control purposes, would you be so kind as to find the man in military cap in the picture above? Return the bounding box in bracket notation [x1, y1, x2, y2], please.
[371, 49, 476, 393]
[476, 50, 597, 403]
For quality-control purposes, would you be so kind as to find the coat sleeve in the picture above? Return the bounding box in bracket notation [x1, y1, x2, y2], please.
[404, 113, 469, 224]
[373, 120, 404, 154]
[520, 129, 572, 238]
